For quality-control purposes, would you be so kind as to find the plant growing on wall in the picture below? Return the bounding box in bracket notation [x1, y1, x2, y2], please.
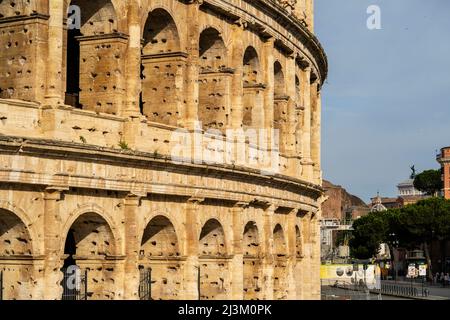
[118, 140, 129, 150]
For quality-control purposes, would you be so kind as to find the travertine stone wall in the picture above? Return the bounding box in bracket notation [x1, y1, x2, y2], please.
[0, 0, 326, 300]
[0, 15, 48, 102]
[78, 34, 128, 114]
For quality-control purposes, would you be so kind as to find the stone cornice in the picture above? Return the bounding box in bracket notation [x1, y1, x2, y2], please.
[0, 136, 324, 203]
[76, 32, 129, 42]
[0, 13, 50, 25]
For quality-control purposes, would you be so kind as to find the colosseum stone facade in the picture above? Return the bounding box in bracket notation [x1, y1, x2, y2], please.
[0, 0, 327, 300]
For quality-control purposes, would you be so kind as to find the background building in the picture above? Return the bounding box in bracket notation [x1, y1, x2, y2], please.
[321, 180, 369, 261]
[437, 147, 450, 199]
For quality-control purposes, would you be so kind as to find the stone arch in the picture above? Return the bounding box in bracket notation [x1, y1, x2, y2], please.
[273, 224, 287, 256]
[140, 212, 184, 251]
[65, 0, 126, 115]
[61, 203, 121, 255]
[64, 212, 115, 259]
[242, 46, 264, 128]
[199, 27, 228, 72]
[198, 218, 226, 256]
[296, 225, 303, 258]
[143, 8, 181, 55]
[274, 61, 286, 97]
[70, 0, 118, 36]
[198, 218, 229, 300]
[198, 27, 231, 131]
[141, 215, 179, 258]
[243, 221, 263, 300]
[139, 215, 182, 300]
[141, 8, 184, 126]
[243, 46, 260, 85]
[0, 208, 33, 256]
[243, 221, 260, 256]
[0, 201, 37, 255]
[295, 74, 301, 103]
[273, 224, 288, 300]
[0, 206, 36, 300]
[61, 209, 118, 300]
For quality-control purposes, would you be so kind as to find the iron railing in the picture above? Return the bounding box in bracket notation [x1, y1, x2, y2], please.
[61, 268, 88, 301]
[380, 281, 430, 298]
[139, 268, 152, 300]
[321, 279, 375, 300]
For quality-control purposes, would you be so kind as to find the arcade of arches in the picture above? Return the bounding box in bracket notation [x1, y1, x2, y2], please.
[0, 0, 326, 300]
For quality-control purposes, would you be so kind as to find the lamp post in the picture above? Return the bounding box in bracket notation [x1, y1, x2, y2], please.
[389, 233, 399, 281]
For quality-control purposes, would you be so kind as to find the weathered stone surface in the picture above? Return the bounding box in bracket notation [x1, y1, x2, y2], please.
[0, 0, 326, 300]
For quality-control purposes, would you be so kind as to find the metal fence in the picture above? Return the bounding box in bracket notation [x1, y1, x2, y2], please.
[380, 281, 430, 298]
[61, 268, 88, 301]
[321, 279, 379, 300]
[139, 268, 152, 300]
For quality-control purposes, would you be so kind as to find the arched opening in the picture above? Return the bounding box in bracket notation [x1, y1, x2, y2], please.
[243, 47, 259, 86]
[139, 215, 181, 300]
[295, 75, 301, 104]
[273, 224, 288, 300]
[274, 61, 285, 97]
[199, 28, 227, 72]
[141, 9, 184, 126]
[65, 0, 125, 114]
[198, 219, 229, 300]
[0, 208, 34, 300]
[198, 28, 231, 131]
[296, 225, 302, 258]
[61, 212, 116, 300]
[243, 221, 262, 300]
[242, 47, 264, 128]
[143, 9, 180, 55]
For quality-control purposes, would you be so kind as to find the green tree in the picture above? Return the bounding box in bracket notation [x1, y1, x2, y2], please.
[349, 213, 389, 259]
[350, 198, 450, 271]
[400, 198, 450, 279]
[413, 169, 442, 196]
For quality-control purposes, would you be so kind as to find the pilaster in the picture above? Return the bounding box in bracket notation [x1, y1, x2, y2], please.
[45, 0, 64, 106]
[262, 38, 275, 131]
[311, 85, 322, 185]
[262, 204, 275, 300]
[43, 186, 67, 300]
[185, 1, 201, 130]
[286, 208, 297, 299]
[230, 201, 248, 300]
[123, 0, 142, 117]
[183, 197, 203, 300]
[301, 66, 313, 181]
[230, 22, 245, 130]
[123, 192, 142, 300]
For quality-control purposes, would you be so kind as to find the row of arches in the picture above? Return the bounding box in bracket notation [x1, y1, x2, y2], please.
[0, 206, 304, 300]
[61, 1, 307, 133]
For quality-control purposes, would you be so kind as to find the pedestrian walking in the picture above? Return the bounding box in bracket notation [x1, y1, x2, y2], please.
[445, 273, 449, 287]
[434, 272, 439, 285]
[440, 272, 445, 287]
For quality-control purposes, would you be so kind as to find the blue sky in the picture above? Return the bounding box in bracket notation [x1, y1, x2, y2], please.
[315, 0, 450, 202]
